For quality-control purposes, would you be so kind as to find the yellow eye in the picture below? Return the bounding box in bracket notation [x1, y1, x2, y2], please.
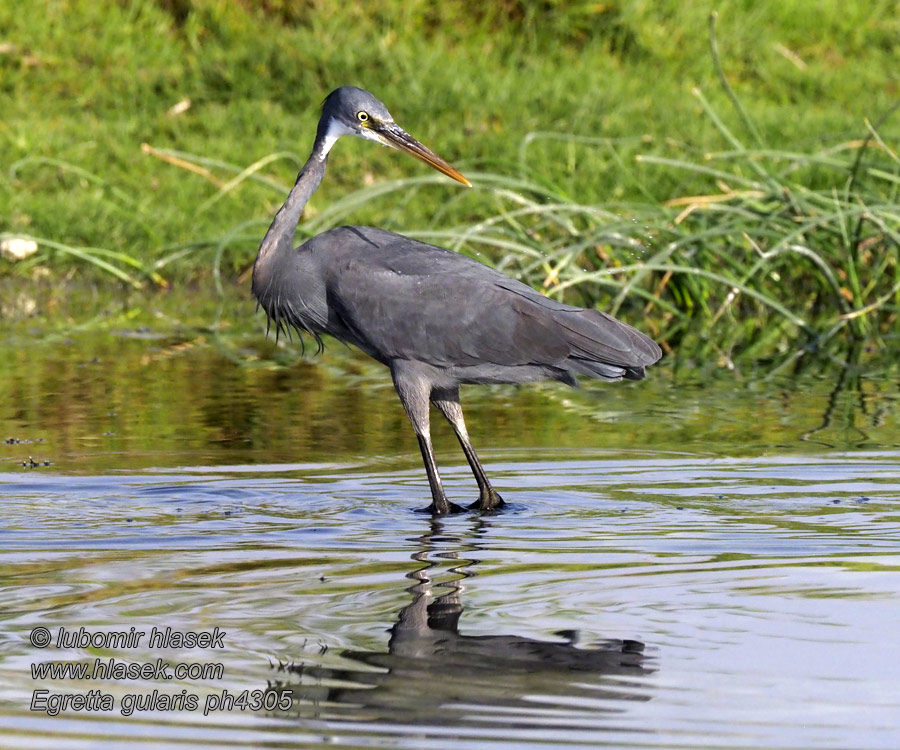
[356, 111, 369, 123]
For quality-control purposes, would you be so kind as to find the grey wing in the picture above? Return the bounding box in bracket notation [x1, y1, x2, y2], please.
[318, 227, 661, 379]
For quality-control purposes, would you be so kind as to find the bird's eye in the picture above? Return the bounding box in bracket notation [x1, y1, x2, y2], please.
[356, 111, 369, 123]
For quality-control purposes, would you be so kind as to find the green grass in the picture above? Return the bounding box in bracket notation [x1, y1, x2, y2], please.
[1, 1, 899, 365]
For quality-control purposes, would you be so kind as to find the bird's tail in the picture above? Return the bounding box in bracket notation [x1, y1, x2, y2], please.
[556, 308, 662, 382]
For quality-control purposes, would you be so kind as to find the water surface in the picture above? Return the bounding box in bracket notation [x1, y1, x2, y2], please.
[1, 327, 899, 748]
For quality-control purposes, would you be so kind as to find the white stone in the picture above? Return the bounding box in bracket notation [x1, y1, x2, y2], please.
[0, 237, 39, 261]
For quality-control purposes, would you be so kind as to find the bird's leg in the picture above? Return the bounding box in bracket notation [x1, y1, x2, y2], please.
[414, 433, 462, 515]
[391, 366, 464, 515]
[432, 388, 505, 512]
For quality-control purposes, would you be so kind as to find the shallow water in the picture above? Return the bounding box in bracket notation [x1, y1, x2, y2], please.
[1, 328, 899, 748]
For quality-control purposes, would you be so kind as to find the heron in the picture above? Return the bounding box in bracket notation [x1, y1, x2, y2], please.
[252, 86, 661, 515]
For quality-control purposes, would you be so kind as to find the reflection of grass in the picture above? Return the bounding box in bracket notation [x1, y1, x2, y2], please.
[2, 3, 899, 363]
[2, 322, 897, 471]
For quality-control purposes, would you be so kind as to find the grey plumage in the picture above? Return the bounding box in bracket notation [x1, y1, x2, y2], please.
[252, 86, 662, 514]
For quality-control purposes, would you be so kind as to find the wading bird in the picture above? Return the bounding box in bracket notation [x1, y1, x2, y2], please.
[252, 87, 661, 514]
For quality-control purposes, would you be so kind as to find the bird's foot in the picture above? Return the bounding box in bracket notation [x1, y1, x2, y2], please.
[416, 499, 467, 515]
[468, 488, 505, 512]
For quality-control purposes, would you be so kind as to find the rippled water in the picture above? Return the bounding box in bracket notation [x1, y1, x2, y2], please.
[1, 329, 899, 748]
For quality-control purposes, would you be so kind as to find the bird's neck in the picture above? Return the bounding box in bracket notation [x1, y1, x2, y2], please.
[253, 136, 331, 296]
[256, 152, 326, 258]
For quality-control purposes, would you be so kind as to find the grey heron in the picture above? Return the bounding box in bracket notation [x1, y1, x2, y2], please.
[252, 86, 661, 515]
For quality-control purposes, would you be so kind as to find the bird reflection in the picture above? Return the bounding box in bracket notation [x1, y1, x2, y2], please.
[270, 518, 654, 730]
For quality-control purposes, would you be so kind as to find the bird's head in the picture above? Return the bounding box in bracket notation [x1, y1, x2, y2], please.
[316, 86, 470, 187]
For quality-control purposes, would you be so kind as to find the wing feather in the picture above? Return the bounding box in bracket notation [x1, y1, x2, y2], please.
[311, 226, 661, 375]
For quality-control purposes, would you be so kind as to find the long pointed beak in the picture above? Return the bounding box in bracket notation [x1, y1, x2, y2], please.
[375, 123, 471, 187]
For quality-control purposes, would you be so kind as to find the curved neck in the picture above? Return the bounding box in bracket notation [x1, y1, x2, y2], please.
[253, 132, 333, 290]
[259, 151, 326, 256]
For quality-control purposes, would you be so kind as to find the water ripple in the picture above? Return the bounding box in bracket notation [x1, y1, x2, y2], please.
[1, 451, 899, 749]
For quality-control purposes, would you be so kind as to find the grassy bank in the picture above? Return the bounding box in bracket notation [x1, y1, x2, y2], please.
[1, 1, 899, 365]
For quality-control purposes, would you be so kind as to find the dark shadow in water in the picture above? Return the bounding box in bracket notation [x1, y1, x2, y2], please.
[270, 517, 654, 731]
